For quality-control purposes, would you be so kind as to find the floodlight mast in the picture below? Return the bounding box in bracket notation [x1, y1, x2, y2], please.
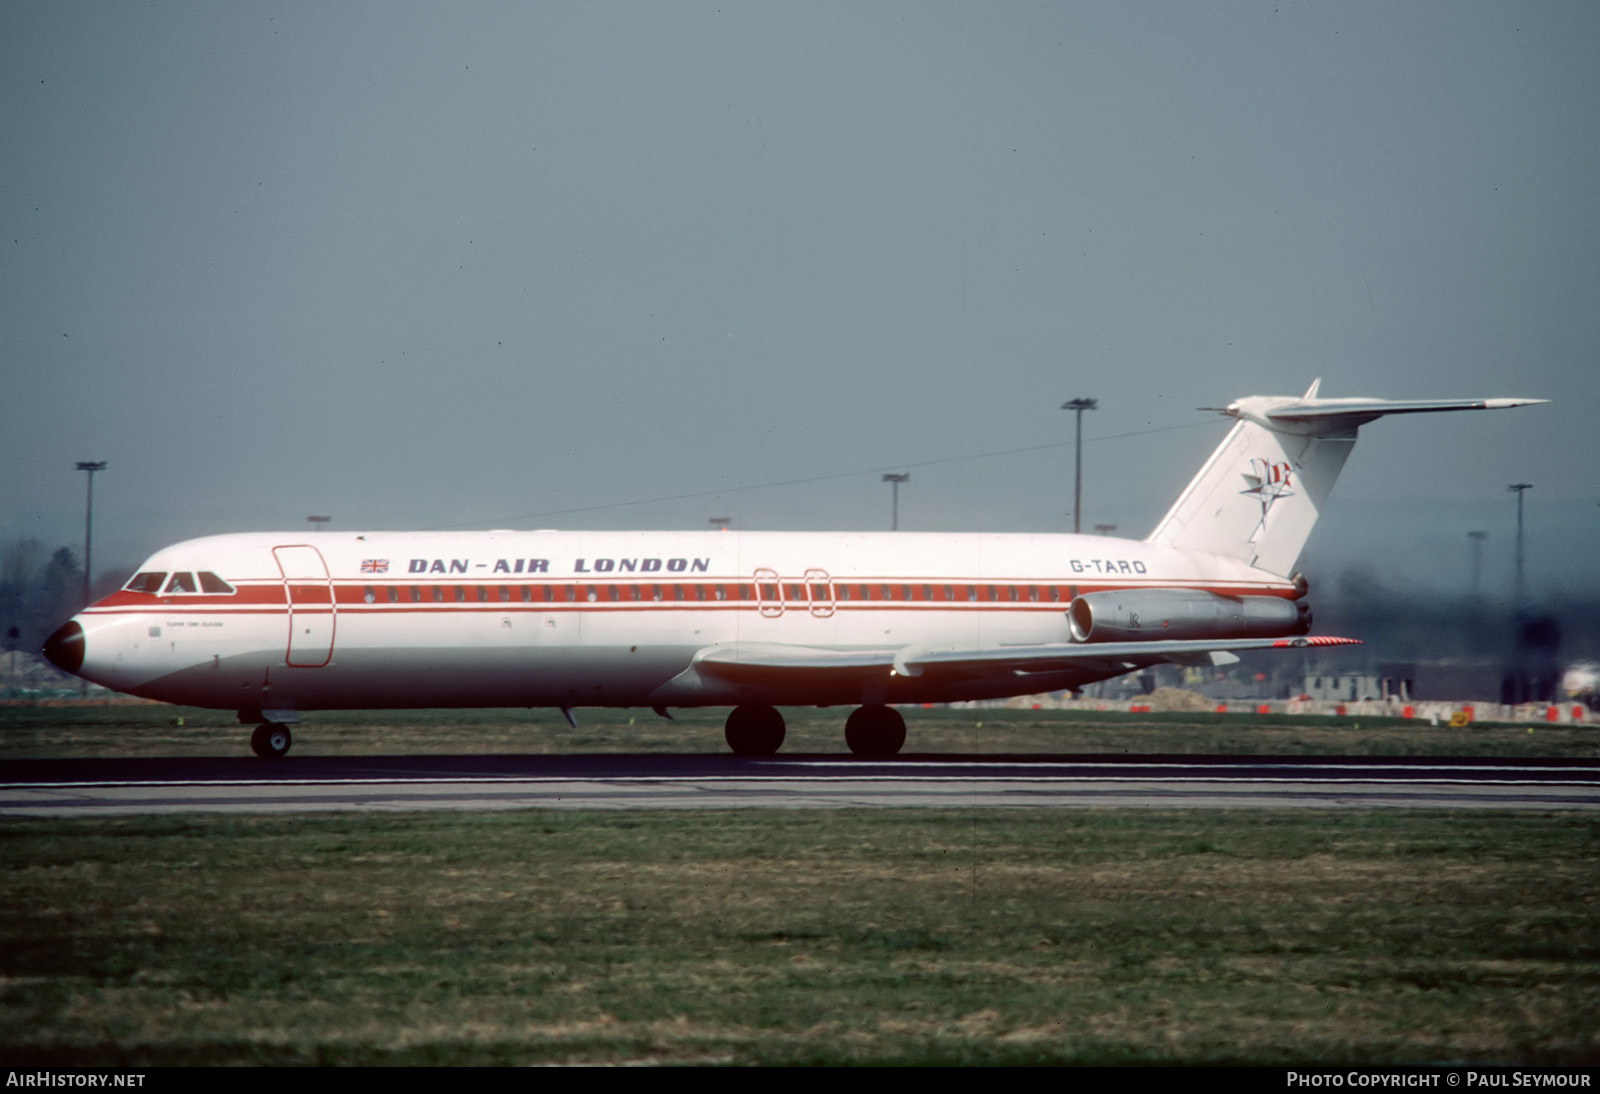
[881, 473, 910, 531]
[1466, 530, 1488, 596]
[1508, 483, 1532, 608]
[1061, 398, 1097, 534]
[74, 461, 106, 609]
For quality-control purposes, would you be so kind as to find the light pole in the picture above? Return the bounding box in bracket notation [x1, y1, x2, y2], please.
[306, 515, 331, 532]
[1466, 530, 1488, 595]
[1093, 523, 1117, 536]
[1508, 483, 1532, 608]
[1061, 397, 1097, 534]
[75, 461, 106, 608]
[709, 517, 731, 531]
[881, 473, 910, 531]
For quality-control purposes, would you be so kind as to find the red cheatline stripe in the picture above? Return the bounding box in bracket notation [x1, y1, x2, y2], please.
[87, 578, 1298, 612]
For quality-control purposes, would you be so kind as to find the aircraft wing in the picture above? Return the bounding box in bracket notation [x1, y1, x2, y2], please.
[693, 635, 1360, 678]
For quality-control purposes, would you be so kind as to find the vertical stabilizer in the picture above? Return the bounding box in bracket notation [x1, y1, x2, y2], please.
[1145, 381, 1546, 577]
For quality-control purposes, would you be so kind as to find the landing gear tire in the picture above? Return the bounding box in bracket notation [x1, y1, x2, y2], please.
[845, 705, 906, 757]
[251, 723, 293, 759]
[724, 705, 785, 756]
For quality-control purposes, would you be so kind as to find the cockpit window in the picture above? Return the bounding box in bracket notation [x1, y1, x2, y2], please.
[125, 572, 167, 594]
[198, 572, 234, 594]
[164, 572, 198, 594]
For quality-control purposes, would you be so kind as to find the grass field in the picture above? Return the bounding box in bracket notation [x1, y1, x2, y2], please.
[2, 808, 1597, 1066]
[2, 702, 1595, 759]
[2, 705, 1595, 1065]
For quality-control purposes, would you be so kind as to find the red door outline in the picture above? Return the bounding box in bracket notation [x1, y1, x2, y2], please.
[273, 544, 335, 667]
[804, 568, 834, 618]
[754, 568, 784, 618]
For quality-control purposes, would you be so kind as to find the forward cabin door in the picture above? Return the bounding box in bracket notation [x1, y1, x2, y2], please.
[273, 545, 335, 667]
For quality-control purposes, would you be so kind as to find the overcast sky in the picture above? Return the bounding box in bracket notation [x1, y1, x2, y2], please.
[3, 1, 1596, 598]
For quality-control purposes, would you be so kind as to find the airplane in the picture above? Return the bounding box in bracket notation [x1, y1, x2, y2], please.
[43, 381, 1544, 758]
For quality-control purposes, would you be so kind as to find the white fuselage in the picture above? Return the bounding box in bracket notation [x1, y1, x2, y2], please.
[67, 529, 1293, 716]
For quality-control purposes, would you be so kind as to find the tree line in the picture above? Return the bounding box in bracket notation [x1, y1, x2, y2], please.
[1, 540, 88, 657]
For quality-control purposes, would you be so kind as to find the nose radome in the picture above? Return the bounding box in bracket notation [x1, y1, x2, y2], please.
[43, 620, 85, 675]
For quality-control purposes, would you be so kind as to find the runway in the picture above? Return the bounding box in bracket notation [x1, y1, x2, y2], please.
[2, 753, 1596, 816]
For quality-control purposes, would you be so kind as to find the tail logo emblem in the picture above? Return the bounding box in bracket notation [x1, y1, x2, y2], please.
[1241, 458, 1294, 541]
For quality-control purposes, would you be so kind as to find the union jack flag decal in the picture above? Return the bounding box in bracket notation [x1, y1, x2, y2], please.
[361, 559, 390, 574]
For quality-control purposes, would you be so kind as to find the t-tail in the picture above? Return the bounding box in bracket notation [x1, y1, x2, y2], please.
[1145, 379, 1546, 577]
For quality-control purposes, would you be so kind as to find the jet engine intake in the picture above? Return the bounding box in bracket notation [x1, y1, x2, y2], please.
[1068, 589, 1311, 643]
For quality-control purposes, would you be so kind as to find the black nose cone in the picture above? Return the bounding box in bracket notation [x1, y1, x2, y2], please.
[43, 621, 85, 675]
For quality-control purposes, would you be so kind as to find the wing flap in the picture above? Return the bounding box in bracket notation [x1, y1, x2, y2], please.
[692, 636, 1360, 677]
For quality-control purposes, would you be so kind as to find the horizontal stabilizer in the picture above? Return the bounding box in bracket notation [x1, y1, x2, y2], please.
[1258, 395, 1547, 429]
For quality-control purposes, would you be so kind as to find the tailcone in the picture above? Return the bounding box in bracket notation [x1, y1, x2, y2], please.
[42, 620, 85, 676]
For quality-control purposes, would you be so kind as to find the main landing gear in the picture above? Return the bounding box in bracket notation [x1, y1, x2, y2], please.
[844, 705, 906, 758]
[724, 705, 786, 756]
[721, 704, 908, 758]
[250, 723, 293, 759]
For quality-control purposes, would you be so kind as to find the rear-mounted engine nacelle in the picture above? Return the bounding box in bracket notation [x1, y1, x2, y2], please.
[1068, 589, 1311, 643]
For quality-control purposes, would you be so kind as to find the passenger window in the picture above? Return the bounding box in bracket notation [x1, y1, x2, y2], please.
[944, 585, 954, 601]
[363, 587, 375, 604]
[164, 573, 197, 594]
[387, 587, 399, 603]
[125, 572, 167, 594]
[198, 572, 234, 594]
[410, 586, 421, 603]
